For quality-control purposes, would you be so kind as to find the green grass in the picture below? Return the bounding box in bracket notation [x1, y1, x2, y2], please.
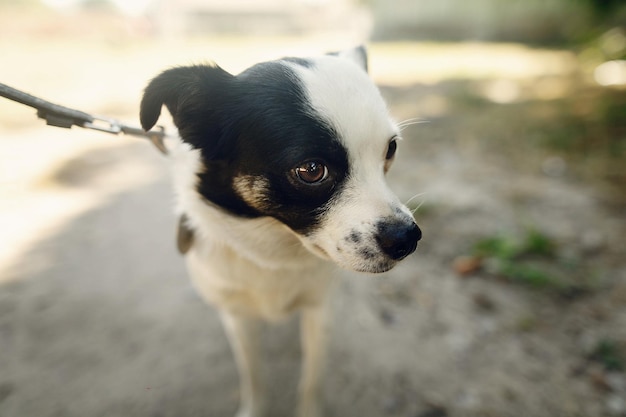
[523, 229, 557, 257]
[499, 262, 556, 288]
[470, 229, 564, 290]
[589, 339, 625, 371]
[467, 228, 603, 295]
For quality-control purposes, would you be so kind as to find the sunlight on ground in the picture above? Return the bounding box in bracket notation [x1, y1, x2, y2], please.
[0, 130, 162, 283]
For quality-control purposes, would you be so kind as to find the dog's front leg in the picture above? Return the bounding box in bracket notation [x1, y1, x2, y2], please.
[219, 312, 266, 417]
[297, 305, 330, 417]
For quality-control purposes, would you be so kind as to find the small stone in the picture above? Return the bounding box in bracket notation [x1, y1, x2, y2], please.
[379, 308, 395, 326]
[0, 382, 14, 403]
[382, 395, 405, 414]
[606, 394, 626, 416]
[606, 372, 626, 393]
[452, 255, 482, 276]
[415, 405, 448, 417]
[542, 156, 567, 177]
[473, 293, 497, 312]
[589, 365, 611, 391]
[580, 230, 605, 254]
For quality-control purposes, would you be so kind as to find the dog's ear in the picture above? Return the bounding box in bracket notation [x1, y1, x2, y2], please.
[328, 45, 368, 73]
[140, 64, 234, 140]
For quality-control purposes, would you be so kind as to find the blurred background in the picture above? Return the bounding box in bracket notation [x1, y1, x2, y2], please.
[1, 1, 625, 416]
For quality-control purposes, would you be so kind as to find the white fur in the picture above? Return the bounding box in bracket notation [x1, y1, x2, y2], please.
[283, 56, 413, 273]
[171, 139, 334, 417]
[167, 50, 416, 417]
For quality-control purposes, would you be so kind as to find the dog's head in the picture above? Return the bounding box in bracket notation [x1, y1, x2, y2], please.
[140, 47, 421, 273]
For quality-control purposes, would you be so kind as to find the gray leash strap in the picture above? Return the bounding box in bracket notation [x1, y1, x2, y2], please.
[0, 82, 168, 155]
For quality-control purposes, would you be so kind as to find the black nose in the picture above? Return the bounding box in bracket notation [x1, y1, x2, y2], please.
[375, 220, 422, 261]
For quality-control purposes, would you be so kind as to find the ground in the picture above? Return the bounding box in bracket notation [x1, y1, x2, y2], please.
[1, 15, 626, 417]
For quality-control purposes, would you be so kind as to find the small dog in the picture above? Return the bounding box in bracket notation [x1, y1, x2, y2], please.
[140, 46, 421, 417]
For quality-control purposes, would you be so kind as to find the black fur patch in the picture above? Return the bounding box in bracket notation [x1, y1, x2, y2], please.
[141, 61, 349, 235]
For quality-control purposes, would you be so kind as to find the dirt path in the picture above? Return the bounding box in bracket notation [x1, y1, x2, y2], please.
[1, 33, 625, 417]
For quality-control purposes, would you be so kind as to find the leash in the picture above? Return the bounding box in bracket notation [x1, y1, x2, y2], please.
[0, 82, 169, 155]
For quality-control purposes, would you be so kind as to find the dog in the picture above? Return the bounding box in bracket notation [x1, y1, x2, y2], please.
[139, 46, 421, 417]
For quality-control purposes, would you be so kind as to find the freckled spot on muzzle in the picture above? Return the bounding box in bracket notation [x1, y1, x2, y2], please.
[358, 247, 377, 260]
[347, 230, 362, 243]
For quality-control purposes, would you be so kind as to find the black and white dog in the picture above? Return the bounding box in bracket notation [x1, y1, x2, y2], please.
[140, 47, 421, 417]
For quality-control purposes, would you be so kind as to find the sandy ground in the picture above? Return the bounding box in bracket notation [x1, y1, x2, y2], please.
[1, 15, 626, 417]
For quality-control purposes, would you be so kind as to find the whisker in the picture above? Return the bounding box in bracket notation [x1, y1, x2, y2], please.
[404, 191, 428, 207]
[397, 118, 430, 132]
[403, 192, 430, 216]
[398, 117, 429, 126]
[398, 117, 422, 125]
[399, 120, 429, 127]
[411, 200, 426, 215]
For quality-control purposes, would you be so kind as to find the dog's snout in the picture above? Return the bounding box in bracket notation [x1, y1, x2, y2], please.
[375, 220, 422, 261]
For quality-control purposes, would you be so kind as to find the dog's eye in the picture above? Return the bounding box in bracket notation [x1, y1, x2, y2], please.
[295, 161, 329, 184]
[385, 138, 398, 160]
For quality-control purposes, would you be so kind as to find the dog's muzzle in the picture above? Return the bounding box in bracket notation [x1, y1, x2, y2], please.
[375, 219, 422, 261]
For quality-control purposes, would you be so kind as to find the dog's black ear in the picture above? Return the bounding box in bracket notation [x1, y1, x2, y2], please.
[328, 45, 368, 73]
[140, 64, 234, 134]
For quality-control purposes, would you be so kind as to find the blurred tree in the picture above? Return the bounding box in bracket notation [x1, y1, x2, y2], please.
[586, 0, 623, 19]
[368, 0, 625, 44]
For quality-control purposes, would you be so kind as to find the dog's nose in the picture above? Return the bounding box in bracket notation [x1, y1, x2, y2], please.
[375, 220, 422, 261]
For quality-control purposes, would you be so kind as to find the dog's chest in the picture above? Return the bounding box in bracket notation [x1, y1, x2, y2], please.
[185, 240, 335, 320]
